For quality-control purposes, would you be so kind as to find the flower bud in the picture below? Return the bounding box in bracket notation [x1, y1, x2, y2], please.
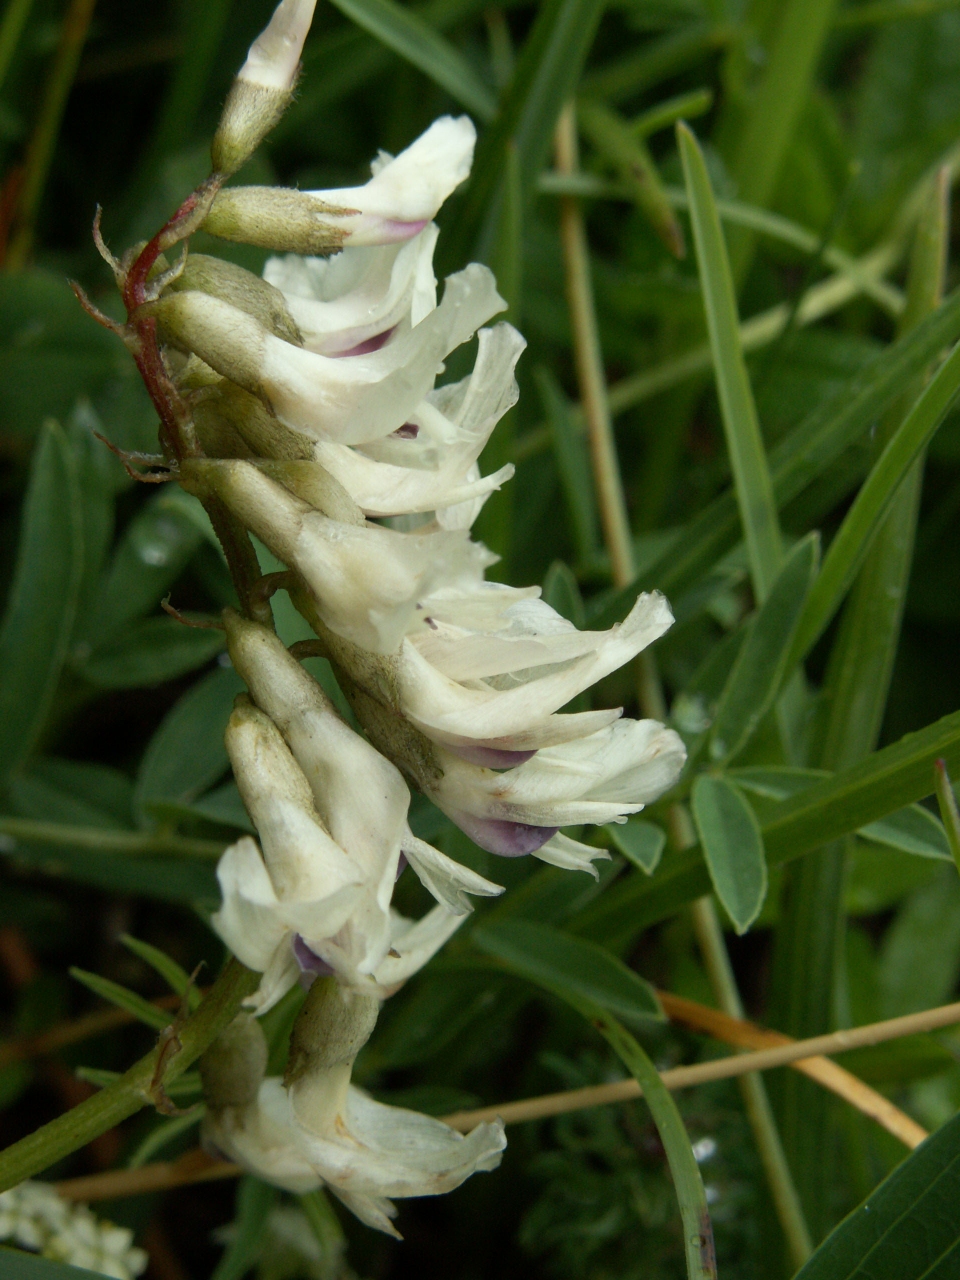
[168, 254, 302, 345]
[212, 0, 318, 176]
[147, 291, 267, 397]
[193, 381, 314, 462]
[285, 975, 379, 1085]
[203, 187, 352, 255]
[200, 1013, 268, 1109]
[225, 694, 361, 906]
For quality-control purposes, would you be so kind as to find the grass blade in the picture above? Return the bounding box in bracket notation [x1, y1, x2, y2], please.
[709, 533, 819, 766]
[934, 760, 960, 874]
[791, 337, 960, 666]
[327, 0, 497, 120]
[441, 0, 605, 269]
[0, 421, 83, 784]
[679, 121, 782, 600]
[69, 968, 172, 1032]
[120, 935, 202, 1011]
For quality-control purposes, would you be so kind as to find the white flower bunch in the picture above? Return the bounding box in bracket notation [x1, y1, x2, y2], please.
[200, 1001, 504, 1239]
[0, 1180, 147, 1279]
[110, 0, 686, 1239]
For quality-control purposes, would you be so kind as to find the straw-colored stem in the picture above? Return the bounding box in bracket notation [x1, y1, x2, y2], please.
[55, 997, 943, 1203]
[690, 896, 813, 1267]
[444, 1000, 957, 1131]
[554, 102, 665, 716]
[5, 0, 98, 269]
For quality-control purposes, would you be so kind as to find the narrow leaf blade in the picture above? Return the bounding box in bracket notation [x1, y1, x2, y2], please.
[69, 967, 172, 1031]
[472, 919, 663, 1025]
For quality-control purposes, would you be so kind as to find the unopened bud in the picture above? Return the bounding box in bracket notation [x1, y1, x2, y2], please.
[200, 1013, 268, 1110]
[203, 187, 352, 255]
[168, 254, 302, 345]
[147, 291, 267, 398]
[193, 381, 314, 461]
[285, 975, 379, 1085]
[212, 0, 318, 177]
[226, 695, 357, 904]
[255, 460, 363, 526]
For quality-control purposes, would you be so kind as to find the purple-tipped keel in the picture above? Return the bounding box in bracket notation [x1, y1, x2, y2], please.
[293, 935, 335, 984]
[447, 744, 538, 768]
[449, 811, 558, 856]
[330, 325, 396, 358]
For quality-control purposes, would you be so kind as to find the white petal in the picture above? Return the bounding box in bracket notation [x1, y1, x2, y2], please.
[532, 833, 612, 878]
[211, 838, 288, 973]
[307, 117, 477, 243]
[264, 226, 439, 355]
[239, 0, 317, 91]
[370, 904, 466, 988]
[401, 831, 504, 913]
[259, 265, 505, 443]
[202, 1078, 321, 1193]
[399, 592, 674, 745]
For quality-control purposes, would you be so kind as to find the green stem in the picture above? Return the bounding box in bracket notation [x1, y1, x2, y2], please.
[5, 0, 98, 270]
[0, 816, 225, 860]
[0, 0, 37, 96]
[690, 896, 813, 1268]
[0, 959, 258, 1191]
[587, 1004, 717, 1280]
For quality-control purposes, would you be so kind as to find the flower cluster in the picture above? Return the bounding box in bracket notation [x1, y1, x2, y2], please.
[97, 0, 685, 1239]
[0, 1181, 147, 1279]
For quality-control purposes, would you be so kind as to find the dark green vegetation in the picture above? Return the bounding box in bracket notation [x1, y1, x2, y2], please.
[4, 0, 960, 1276]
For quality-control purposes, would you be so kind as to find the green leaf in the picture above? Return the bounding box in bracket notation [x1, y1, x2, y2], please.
[708, 533, 819, 765]
[120, 935, 201, 1010]
[691, 775, 767, 934]
[794, 1107, 960, 1278]
[0, 420, 83, 784]
[535, 369, 600, 568]
[733, 767, 953, 860]
[327, 0, 496, 119]
[9, 759, 134, 830]
[541, 560, 587, 630]
[0, 270, 128, 439]
[590, 288, 960, 629]
[79, 489, 205, 646]
[578, 100, 685, 256]
[76, 1066, 201, 1098]
[81, 616, 225, 689]
[1, 841, 219, 903]
[135, 664, 245, 821]
[0, 1250, 109, 1280]
[472, 919, 663, 1026]
[790, 336, 960, 664]
[574, 707, 960, 945]
[607, 819, 666, 875]
[877, 868, 960, 1017]
[934, 759, 960, 872]
[69, 967, 172, 1031]
[442, 0, 605, 267]
[678, 121, 782, 602]
[212, 1177, 277, 1280]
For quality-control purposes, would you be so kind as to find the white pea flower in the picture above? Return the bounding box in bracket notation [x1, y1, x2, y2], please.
[310, 322, 525, 522]
[425, 718, 687, 863]
[304, 115, 476, 246]
[185, 460, 494, 654]
[213, 619, 501, 1009]
[397, 585, 678, 753]
[0, 1182, 146, 1279]
[156, 263, 503, 445]
[203, 990, 505, 1239]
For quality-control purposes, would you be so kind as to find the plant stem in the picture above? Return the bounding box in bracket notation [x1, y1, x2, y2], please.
[0, 959, 257, 1191]
[588, 1007, 717, 1280]
[5, 0, 98, 269]
[0, 816, 224, 859]
[0, 0, 36, 96]
[691, 896, 813, 1268]
[554, 102, 665, 719]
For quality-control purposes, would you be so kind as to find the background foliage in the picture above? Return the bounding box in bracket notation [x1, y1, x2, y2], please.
[3, 0, 960, 1277]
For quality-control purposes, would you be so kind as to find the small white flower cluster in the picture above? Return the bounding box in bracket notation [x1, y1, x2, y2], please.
[0, 1181, 147, 1279]
[127, 0, 686, 1239]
